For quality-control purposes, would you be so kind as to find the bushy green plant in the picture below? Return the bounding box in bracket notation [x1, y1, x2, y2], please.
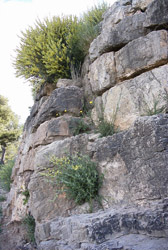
[22, 189, 30, 205]
[0, 160, 14, 191]
[14, 3, 109, 95]
[0, 196, 6, 202]
[22, 214, 36, 243]
[42, 155, 103, 205]
[14, 16, 83, 92]
[72, 119, 90, 136]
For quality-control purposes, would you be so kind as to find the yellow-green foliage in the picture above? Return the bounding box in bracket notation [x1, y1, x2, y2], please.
[14, 3, 109, 95]
[14, 16, 83, 92]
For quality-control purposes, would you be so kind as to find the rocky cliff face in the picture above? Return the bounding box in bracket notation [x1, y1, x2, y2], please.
[1, 0, 168, 249]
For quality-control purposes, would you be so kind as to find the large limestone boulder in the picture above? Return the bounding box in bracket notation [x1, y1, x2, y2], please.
[93, 65, 168, 130]
[116, 30, 168, 81]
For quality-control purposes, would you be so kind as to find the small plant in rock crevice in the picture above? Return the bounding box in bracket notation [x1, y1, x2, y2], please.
[22, 189, 30, 205]
[98, 117, 118, 137]
[22, 214, 36, 243]
[72, 119, 90, 136]
[143, 93, 167, 116]
[81, 99, 94, 118]
[0, 196, 6, 202]
[97, 92, 121, 137]
[41, 154, 104, 209]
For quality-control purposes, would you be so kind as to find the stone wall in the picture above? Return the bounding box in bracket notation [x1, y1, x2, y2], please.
[1, 0, 168, 249]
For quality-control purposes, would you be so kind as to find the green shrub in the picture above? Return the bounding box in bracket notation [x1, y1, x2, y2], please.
[0, 160, 14, 191]
[0, 196, 6, 202]
[22, 189, 30, 205]
[22, 214, 36, 243]
[42, 155, 103, 206]
[72, 119, 90, 136]
[14, 3, 109, 95]
[14, 16, 83, 92]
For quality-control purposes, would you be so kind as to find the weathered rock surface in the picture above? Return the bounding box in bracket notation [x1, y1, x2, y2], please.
[36, 198, 168, 250]
[116, 30, 168, 81]
[57, 78, 82, 88]
[33, 116, 89, 147]
[94, 114, 168, 206]
[132, 0, 153, 10]
[88, 52, 116, 94]
[27, 86, 84, 132]
[89, 0, 168, 62]
[12, 114, 168, 227]
[93, 65, 168, 130]
[35, 83, 56, 102]
[89, 12, 146, 61]
[102, 0, 133, 30]
[144, 0, 168, 28]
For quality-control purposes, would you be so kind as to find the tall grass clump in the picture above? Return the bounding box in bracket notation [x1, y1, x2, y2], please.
[98, 118, 118, 137]
[0, 160, 14, 191]
[22, 214, 36, 243]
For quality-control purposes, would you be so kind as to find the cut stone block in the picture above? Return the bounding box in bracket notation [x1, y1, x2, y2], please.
[89, 12, 146, 62]
[116, 30, 168, 81]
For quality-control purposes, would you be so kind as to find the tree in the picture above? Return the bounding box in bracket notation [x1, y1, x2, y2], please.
[0, 95, 22, 164]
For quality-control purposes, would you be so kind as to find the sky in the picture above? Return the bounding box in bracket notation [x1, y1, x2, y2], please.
[0, 0, 115, 124]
